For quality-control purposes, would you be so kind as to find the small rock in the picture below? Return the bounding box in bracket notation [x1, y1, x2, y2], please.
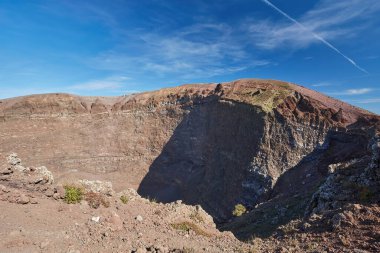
[78, 179, 114, 196]
[40, 240, 50, 249]
[17, 194, 30, 204]
[53, 193, 60, 200]
[34, 178, 43, 184]
[301, 222, 311, 230]
[14, 164, 27, 172]
[0, 166, 12, 175]
[136, 248, 147, 253]
[30, 198, 38, 204]
[35, 166, 54, 184]
[91, 216, 100, 223]
[56, 185, 65, 198]
[135, 215, 143, 222]
[156, 245, 169, 253]
[7, 153, 21, 166]
[45, 189, 54, 197]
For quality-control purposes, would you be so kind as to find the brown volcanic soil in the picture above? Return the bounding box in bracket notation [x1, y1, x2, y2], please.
[0, 155, 241, 253]
[0, 78, 379, 252]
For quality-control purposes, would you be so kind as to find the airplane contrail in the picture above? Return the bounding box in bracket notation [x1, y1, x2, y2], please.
[261, 0, 369, 74]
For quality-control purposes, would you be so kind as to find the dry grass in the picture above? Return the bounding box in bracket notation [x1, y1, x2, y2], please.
[85, 192, 110, 209]
[171, 221, 211, 237]
[190, 211, 204, 223]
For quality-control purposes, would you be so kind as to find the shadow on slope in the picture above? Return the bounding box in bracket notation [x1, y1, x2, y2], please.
[137, 96, 267, 221]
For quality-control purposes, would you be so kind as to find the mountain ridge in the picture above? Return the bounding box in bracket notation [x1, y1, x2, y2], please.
[0, 79, 376, 121]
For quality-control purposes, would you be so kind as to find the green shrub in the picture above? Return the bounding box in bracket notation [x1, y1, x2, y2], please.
[64, 185, 83, 204]
[233, 204, 247, 217]
[120, 195, 129, 204]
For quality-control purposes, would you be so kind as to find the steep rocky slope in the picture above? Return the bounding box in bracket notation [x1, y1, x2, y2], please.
[0, 79, 379, 252]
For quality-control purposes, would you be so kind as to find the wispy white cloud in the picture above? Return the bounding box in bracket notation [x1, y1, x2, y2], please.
[52, 3, 271, 79]
[257, 0, 375, 73]
[68, 76, 130, 91]
[345, 88, 373, 95]
[252, 0, 380, 49]
[311, 82, 333, 87]
[329, 88, 374, 95]
[90, 23, 271, 79]
[354, 98, 380, 104]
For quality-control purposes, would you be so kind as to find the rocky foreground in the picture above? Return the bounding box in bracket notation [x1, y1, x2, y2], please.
[0, 154, 242, 253]
[1, 148, 379, 253]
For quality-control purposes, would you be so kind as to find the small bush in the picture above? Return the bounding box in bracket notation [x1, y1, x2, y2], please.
[233, 204, 246, 217]
[64, 185, 83, 204]
[171, 221, 211, 237]
[120, 195, 128, 204]
[85, 192, 110, 209]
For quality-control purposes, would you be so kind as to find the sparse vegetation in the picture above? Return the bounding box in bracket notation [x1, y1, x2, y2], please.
[147, 196, 157, 203]
[190, 211, 204, 223]
[85, 191, 110, 208]
[171, 221, 211, 237]
[120, 195, 129, 204]
[233, 203, 247, 217]
[171, 222, 191, 232]
[64, 185, 83, 204]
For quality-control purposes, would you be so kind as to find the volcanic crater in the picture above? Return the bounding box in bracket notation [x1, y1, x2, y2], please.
[1, 79, 379, 252]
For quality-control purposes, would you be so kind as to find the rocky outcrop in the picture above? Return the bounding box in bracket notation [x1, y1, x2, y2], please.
[307, 129, 380, 215]
[0, 153, 56, 204]
[78, 179, 115, 196]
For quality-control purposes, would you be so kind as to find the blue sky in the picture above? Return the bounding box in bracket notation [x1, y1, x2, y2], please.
[0, 0, 379, 114]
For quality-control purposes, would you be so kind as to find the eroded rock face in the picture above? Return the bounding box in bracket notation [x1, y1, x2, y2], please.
[0, 153, 55, 204]
[0, 79, 378, 221]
